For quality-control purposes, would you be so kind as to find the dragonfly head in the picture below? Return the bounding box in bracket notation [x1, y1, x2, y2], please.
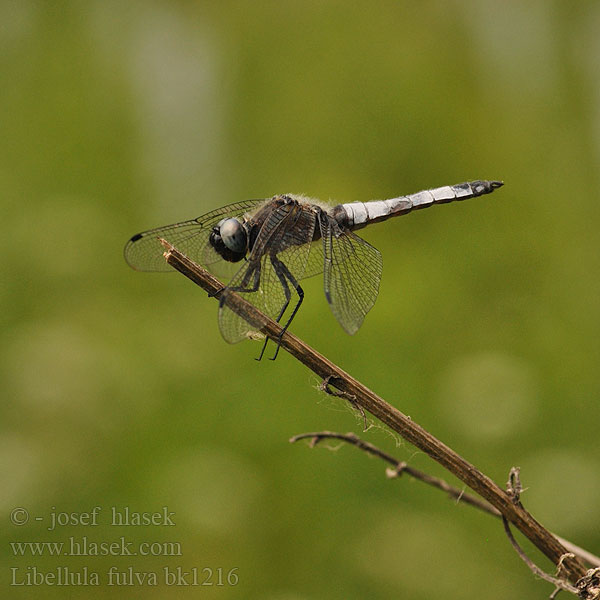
[209, 218, 248, 263]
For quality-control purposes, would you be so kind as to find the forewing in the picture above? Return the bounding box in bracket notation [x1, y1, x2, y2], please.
[295, 239, 325, 280]
[123, 199, 266, 277]
[270, 205, 318, 280]
[322, 219, 382, 335]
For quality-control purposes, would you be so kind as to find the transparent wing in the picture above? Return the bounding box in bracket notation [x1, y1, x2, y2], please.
[321, 217, 382, 335]
[218, 253, 285, 343]
[218, 204, 317, 343]
[296, 239, 325, 280]
[123, 199, 266, 278]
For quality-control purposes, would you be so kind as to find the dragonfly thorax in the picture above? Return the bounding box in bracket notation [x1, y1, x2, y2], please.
[209, 218, 248, 263]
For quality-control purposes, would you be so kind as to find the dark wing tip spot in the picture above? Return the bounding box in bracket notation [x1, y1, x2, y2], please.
[130, 233, 144, 243]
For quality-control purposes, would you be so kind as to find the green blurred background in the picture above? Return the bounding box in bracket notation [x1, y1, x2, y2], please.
[2, 1, 599, 598]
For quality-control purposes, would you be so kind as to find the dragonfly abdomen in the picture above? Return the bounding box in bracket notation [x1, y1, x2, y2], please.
[334, 180, 503, 229]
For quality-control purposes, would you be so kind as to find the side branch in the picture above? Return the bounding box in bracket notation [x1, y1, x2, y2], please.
[289, 431, 600, 569]
[290, 431, 502, 518]
[160, 240, 588, 582]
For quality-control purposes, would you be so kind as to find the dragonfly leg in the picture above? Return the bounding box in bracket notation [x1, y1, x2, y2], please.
[255, 261, 292, 361]
[207, 286, 225, 298]
[215, 264, 272, 361]
[218, 263, 261, 308]
[219, 264, 266, 354]
[267, 255, 304, 361]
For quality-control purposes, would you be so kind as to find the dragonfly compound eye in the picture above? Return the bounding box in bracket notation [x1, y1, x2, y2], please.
[219, 218, 247, 254]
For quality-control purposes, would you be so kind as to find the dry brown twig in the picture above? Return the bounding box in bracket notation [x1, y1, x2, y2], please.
[289, 430, 502, 517]
[160, 239, 597, 588]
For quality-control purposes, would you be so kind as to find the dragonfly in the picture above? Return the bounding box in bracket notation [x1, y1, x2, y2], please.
[124, 179, 502, 359]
